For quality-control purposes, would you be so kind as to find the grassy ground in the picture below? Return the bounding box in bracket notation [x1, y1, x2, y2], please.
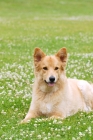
[0, 0, 93, 139]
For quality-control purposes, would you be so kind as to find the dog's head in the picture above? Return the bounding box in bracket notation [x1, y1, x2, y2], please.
[34, 47, 67, 87]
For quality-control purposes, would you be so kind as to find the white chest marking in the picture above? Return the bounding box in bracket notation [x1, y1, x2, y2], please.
[40, 103, 52, 115]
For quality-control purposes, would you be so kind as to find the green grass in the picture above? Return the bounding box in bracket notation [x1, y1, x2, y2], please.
[0, 0, 93, 139]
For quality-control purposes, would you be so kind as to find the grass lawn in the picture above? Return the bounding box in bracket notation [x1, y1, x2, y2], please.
[0, 0, 93, 139]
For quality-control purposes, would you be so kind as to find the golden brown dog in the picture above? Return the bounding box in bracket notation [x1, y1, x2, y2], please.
[21, 47, 93, 123]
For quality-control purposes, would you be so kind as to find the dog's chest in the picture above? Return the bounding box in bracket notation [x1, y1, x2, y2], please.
[39, 102, 53, 115]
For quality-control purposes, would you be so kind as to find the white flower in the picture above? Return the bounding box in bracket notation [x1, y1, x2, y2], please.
[72, 137, 76, 140]
[37, 135, 42, 139]
[79, 132, 83, 137]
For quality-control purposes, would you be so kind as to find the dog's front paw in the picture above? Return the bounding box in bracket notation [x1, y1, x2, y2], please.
[20, 119, 30, 124]
[50, 115, 63, 120]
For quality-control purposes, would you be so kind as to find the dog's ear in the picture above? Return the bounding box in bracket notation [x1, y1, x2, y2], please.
[34, 48, 46, 65]
[55, 47, 67, 67]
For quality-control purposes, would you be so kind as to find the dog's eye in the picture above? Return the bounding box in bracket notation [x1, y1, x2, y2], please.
[55, 67, 59, 70]
[43, 67, 48, 70]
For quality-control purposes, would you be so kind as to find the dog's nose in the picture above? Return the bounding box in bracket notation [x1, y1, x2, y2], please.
[49, 76, 55, 82]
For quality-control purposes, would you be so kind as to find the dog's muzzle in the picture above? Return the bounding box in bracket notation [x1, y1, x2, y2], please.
[45, 76, 55, 86]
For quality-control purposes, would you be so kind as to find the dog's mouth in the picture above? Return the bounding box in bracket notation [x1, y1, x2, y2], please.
[45, 80, 55, 86]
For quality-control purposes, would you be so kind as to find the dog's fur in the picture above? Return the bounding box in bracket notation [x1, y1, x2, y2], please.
[21, 47, 93, 123]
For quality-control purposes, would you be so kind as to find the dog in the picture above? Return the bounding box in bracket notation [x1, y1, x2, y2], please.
[21, 47, 93, 123]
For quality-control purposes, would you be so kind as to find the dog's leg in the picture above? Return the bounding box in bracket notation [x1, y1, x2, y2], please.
[78, 80, 93, 110]
[21, 110, 38, 124]
[91, 84, 93, 89]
